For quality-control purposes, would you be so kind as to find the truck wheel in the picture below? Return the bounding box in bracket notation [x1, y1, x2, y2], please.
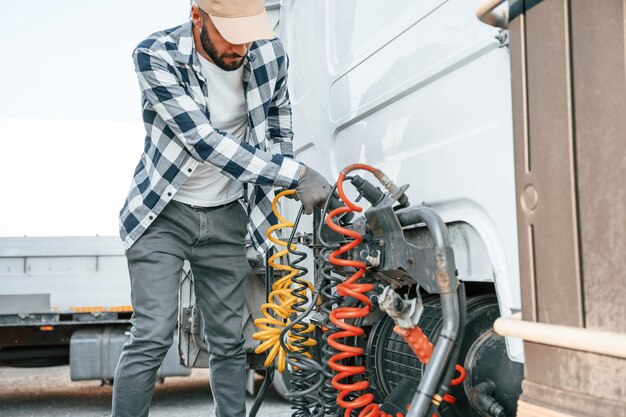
[366, 294, 506, 415]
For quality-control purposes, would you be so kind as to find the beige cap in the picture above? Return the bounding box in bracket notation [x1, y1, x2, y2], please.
[196, 0, 274, 44]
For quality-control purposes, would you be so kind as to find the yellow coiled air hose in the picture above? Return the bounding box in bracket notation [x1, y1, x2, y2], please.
[252, 189, 317, 373]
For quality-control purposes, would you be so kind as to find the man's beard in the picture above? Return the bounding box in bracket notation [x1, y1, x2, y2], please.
[200, 25, 245, 71]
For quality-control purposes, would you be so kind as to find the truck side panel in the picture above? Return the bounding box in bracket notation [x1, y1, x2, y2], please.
[280, 0, 522, 361]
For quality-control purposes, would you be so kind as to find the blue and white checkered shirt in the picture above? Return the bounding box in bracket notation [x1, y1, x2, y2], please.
[119, 21, 303, 254]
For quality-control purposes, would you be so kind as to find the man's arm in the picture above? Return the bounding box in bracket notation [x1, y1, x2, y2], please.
[133, 47, 302, 189]
[266, 43, 295, 159]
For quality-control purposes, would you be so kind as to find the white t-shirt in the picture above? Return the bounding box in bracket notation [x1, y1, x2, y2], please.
[172, 53, 247, 207]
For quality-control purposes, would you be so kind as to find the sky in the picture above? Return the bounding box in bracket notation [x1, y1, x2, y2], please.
[0, 0, 191, 237]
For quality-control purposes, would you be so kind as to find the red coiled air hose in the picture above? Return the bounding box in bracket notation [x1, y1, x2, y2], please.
[326, 164, 378, 417]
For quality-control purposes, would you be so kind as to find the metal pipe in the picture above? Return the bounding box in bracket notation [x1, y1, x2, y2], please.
[430, 283, 467, 415]
[397, 206, 462, 417]
[494, 313, 626, 359]
[476, 0, 509, 29]
[407, 292, 461, 417]
[396, 206, 450, 248]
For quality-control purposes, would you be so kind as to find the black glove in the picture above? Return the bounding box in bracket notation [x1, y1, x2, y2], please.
[294, 165, 331, 215]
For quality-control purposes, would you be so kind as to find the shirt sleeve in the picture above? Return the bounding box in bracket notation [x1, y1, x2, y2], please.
[267, 43, 295, 159]
[133, 47, 302, 189]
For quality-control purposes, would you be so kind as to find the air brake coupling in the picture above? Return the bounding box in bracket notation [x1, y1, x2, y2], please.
[378, 286, 424, 329]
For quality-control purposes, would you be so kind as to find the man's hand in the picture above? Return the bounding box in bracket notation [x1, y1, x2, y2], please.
[294, 165, 331, 215]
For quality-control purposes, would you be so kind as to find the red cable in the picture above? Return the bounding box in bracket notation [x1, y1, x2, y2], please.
[326, 164, 466, 417]
[451, 364, 467, 386]
[326, 164, 378, 417]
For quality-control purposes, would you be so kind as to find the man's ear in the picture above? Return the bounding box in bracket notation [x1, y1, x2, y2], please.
[190, 5, 203, 29]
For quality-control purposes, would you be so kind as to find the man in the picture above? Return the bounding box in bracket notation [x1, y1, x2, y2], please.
[112, 0, 330, 416]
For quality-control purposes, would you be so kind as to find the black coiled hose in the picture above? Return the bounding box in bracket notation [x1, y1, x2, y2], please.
[279, 207, 325, 417]
[318, 244, 344, 416]
[316, 184, 349, 417]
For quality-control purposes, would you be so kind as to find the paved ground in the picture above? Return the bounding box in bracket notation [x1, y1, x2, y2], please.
[0, 365, 292, 417]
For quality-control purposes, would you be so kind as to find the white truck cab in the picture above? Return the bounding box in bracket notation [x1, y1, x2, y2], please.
[280, 0, 521, 360]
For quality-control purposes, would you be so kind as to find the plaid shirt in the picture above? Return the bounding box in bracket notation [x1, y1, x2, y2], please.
[119, 21, 303, 254]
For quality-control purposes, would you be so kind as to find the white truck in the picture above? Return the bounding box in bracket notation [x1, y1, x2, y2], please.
[260, 1, 524, 416]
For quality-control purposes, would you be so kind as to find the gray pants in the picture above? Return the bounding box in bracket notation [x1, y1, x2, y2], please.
[112, 199, 249, 417]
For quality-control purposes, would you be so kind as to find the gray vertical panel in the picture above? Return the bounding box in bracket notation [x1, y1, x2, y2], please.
[522, 0, 583, 326]
[509, 11, 538, 323]
[569, 0, 626, 333]
[522, 343, 626, 416]
[511, 1, 626, 415]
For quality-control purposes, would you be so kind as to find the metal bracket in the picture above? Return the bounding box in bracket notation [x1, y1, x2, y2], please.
[362, 204, 458, 294]
[378, 286, 424, 329]
[360, 249, 381, 268]
[180, 306, 193, 335]
[295, 232, 313, 246]
[497, 29, 509, 47]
